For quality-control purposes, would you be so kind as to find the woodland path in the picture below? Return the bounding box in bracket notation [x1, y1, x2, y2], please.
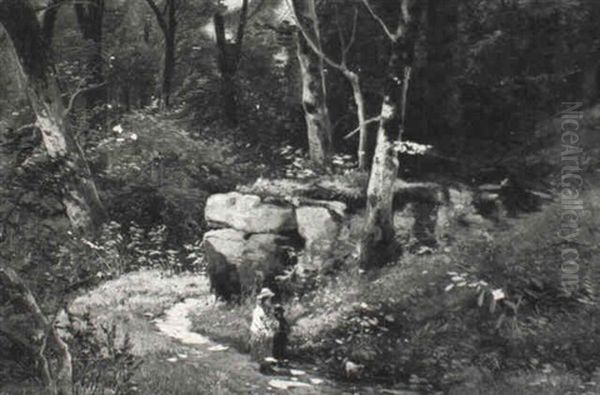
[69, 270, 417, 394]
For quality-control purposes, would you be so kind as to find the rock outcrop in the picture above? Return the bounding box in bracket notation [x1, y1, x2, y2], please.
[205, 192, 296, 233]
[204, 228, 292, 300]
[203, 179, 485, 300]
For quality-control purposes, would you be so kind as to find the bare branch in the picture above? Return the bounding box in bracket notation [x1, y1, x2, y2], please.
[334, 6, 359, 66]
[361, 0, 396, 41]
[344, 116, 381, 139]
[288, 0, 344, 72]
[63, 81, 107, 116]
[13, 122, 39, 134]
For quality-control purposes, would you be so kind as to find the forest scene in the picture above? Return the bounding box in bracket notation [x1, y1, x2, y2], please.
[1, 0, 600, 393]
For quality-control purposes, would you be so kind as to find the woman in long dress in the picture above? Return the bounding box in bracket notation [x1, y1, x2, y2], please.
[250, 287, 278, 362]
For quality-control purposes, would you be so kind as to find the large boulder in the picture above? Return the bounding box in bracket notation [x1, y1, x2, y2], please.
[203, 229, 292, 300]
[205, 192, 296, 234]
[296, 204, 345, 270]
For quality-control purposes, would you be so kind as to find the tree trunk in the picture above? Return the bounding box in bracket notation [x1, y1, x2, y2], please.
[346, 71, 368, 170]
[293, 0, 332, 166]
[162, 30, 176, 109]
[359, 0, 421, 269]
[213, 0, 248, 125]
[144, 0, 177, 109]
[214, 12, 238, 124]
[297, 31, 332, 166]
[0, 267, 73, 395]
[360, 62, 412, 268]
[1, 0, 107, 233]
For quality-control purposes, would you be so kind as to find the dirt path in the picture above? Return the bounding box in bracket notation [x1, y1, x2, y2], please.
[69, 270, 416, 394]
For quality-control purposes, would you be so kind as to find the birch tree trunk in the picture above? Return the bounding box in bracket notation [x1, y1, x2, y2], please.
[346, 71, 368, 170]
[0, 0, 107, 233]
[359, 0, 422, 269]
[293, 0, 332, 167]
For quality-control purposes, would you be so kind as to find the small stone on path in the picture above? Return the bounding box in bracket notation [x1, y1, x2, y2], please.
[268, 379, 313, 390]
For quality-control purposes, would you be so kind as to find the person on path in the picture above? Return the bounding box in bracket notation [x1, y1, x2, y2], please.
[250, 287, 278, 362]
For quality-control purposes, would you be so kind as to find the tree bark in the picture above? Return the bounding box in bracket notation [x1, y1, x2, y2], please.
[162, 29, 176, 109]
[359, 0, 421, 269]
[293, 0, 332, 167]
[0, 0, 107, 233]
[346, 71, 368, 170]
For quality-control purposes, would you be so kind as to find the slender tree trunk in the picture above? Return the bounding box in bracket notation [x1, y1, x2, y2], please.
[214, 12, 238, 124]
[1, 0, 107, 233]
[144, 0, 177, 109]
[346, 71, 368, 170]
[162, 30, 176, 109]
[213, 0, 248, 125]
[297, 32, 332, 166]
[293, 0, 332, 166]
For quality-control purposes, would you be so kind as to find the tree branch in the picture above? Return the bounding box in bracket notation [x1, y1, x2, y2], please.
[144, 0, 168, 33]
[344, 116, 381, 139]
[360, 0, 396, 41]
[288, 0, 344, 72]
[334, 5, 358, 66]
[63, 81, 107, 116]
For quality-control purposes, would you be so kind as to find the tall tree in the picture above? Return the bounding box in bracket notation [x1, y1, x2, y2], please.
[291, 0, 333, 167]
[0, 0, 107, 233]
[214, 0, 249, 125]
[359, 0, 422, 268]
[144, 0, 179, 109]
[294, 5, 374, 170]
[74, 0, 106, 111]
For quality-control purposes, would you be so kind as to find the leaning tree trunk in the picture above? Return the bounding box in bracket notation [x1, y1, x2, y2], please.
[0, 267, 73, 395]
[293, 0, 332, 167]
[0, 0, 107, 233]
